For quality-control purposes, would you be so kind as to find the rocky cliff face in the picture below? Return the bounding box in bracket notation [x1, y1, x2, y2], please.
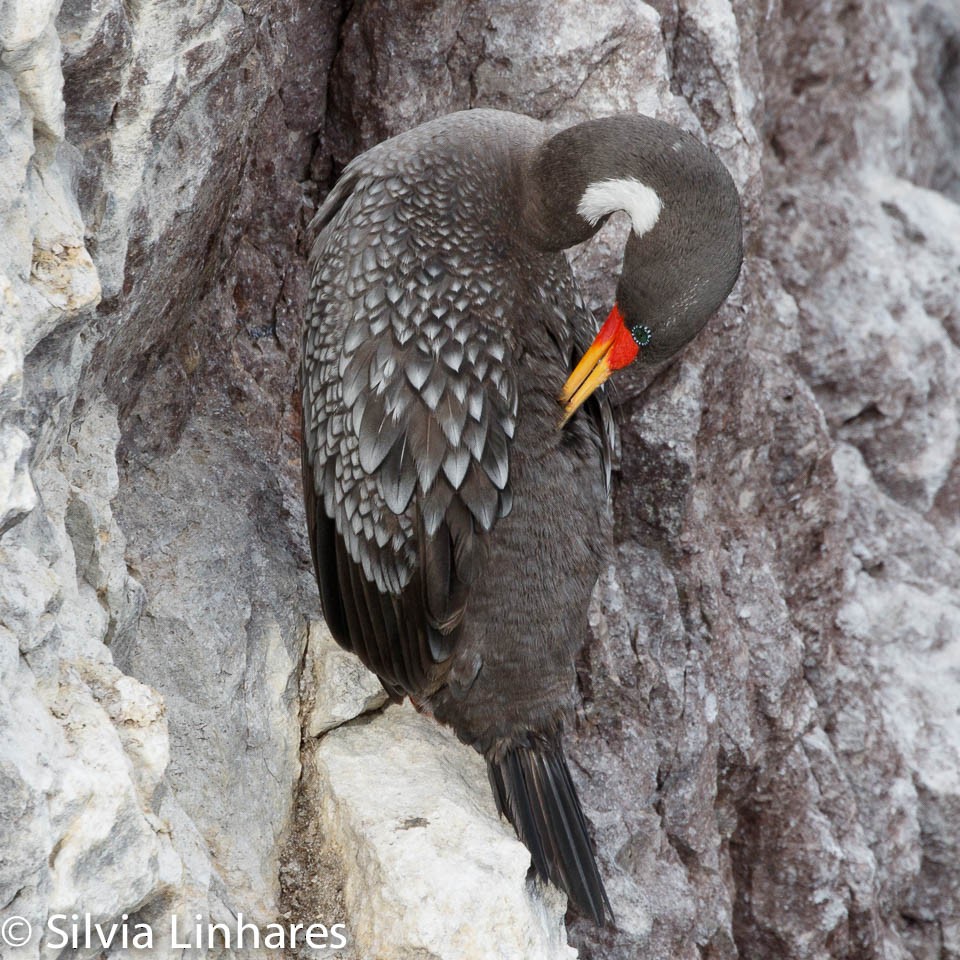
[1, 1, 958, 958]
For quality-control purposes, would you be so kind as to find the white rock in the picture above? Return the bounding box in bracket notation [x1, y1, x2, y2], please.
[1, 0, 61, 52]
[834, 441, 960, 812]
[43, 660, 176, 936]
[309, 704, 577, 960]
[302, 620, 388, 737]
[0, 424, 37, 529]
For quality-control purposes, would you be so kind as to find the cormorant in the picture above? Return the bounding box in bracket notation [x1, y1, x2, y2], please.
[301, 109, 742, 925]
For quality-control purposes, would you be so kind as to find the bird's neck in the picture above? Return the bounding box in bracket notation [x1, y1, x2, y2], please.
[520, 115, 728, 254]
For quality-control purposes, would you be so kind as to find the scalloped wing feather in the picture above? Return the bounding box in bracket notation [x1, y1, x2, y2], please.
[302, 171, 517, 697]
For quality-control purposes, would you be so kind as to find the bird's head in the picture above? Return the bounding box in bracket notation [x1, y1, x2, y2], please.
[525, 116, 744, 425]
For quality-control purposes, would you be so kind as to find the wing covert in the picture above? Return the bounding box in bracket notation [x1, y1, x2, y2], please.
[302, 169, 517, 697]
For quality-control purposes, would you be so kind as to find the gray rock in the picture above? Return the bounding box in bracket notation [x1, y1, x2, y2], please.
[320, 1, 960, 957]
[1, 0, 958, 957]
[0, 403, 181, 960]
[112, 415, 307, 921]
[1, 0, 337, 955]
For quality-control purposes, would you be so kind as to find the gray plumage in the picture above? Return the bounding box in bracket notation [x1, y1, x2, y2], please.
[302, 109, 742, 925]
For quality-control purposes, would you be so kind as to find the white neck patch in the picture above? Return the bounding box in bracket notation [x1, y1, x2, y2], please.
[577, 178, 663, 237]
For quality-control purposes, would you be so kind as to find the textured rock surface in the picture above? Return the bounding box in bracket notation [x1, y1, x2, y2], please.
[302, 622, 387, 738]
[2, 0, 337, 956]
[309, 704, 575, 960]
[1, 0, 959, 958]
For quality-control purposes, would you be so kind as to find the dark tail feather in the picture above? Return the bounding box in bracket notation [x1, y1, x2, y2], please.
[486, 735, 613, 926]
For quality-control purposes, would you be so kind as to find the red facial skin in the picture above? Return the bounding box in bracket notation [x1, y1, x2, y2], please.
[597, 303, 639, 370]
[558, 301, 641, 425]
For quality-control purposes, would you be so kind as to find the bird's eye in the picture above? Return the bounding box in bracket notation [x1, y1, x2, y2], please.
[631, 324, 652, 347]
